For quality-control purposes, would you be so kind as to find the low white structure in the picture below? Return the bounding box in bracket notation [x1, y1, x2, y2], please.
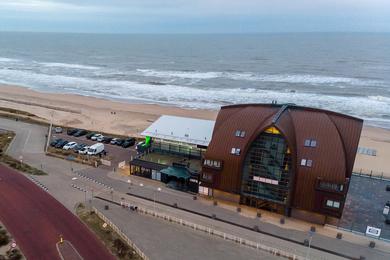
[141, 115, 215, 146]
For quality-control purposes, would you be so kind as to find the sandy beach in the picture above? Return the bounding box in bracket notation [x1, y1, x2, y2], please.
[0, 84, 389, 177]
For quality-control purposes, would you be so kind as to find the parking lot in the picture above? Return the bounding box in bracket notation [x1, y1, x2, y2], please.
[50, 128, 138, 169]
[339, 175, 390, 240]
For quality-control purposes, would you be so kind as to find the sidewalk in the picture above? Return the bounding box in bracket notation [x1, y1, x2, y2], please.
[80, 168, 390, 260]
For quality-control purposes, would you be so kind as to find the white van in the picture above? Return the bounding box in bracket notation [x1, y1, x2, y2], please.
[87, 143, 105, 155]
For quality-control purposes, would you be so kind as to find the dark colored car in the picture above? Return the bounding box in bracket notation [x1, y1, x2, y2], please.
[86, 132, 96, 139]
[55, 140, 68, 148]
[115, 139, 125, 146]
[102, 136, 113, 143]
[122, 138, 136, 148]
[50, 138, 62, 147]
[73, 143, 87, 152]
[67, 128, 78, 136]
[73, 129, 88, 137]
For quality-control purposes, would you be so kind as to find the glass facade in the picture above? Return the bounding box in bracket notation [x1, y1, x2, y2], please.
[241, 127, 292, 204]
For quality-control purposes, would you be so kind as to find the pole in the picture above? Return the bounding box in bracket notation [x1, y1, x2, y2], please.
[305, 235, 313, 260]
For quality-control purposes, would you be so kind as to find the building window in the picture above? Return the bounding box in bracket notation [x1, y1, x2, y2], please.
[203, 159, 221, 169]
[231, 148, 241, 155]
[325, 199, 341, 209]
[301, 158, 313, 167]
[304, 139, 317, 147]
[319, 181, 344, 192]
[202, 172, 213, 181]
[235, 130, 246, 138]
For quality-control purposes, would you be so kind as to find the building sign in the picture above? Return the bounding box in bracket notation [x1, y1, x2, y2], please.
[366, 226, 381, 238]
[253, 176, 279, 185]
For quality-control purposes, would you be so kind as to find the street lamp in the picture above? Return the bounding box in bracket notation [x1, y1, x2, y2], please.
[110, 189, 114, 202]
[127, 179, 132, 189]
[153, 187, 162, 212]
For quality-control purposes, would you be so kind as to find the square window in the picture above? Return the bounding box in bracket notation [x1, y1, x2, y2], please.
[306, 160, 313, 167]
[240, 131, 246, 138]
[304, 139, 311, 147]
[235, 148, 241, 155]
[310, 140, 317, 147]
[326, 200, 333, 207]
[235, 130, 241, 137]
[333, 201, 340, 208]
[300, 159, 307, 166]
[231, 148, 236, 154]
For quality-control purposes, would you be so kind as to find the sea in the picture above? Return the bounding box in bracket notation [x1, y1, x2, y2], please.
[0, 32, 389, 128]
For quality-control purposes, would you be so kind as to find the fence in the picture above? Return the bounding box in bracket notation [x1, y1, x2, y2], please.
[353, 169, 390, 181]
[92, 207, 149, 260]
[122, 203, 303, 260]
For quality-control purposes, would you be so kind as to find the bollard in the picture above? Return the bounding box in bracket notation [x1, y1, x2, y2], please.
[213, 201, 218, 206]
[253, 225, 259, 232]
[212, 214, 216, 219]
[257, 212, 262, 218]
[104, 205, 109, 210]
[173, 203, 178, 208]
[280, 218, 285, 224]
[193, 196, 197, 200]
[369, 241, 375, 248]
[303, 239, 309, 246]
[237, 207, 241, 213]
[336, 233, 343, 239]
[310, 226, 316, 232]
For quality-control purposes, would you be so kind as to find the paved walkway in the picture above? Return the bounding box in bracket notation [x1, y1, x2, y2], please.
[80, 167, 390, 260]
[2, 117, 389, 260]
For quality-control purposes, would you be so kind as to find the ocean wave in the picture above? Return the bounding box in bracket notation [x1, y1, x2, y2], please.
[39, 62, 100, 70]
[0, 57, 20, 62]
[135, 69, 383, 86]
[0, 69, 389, 126]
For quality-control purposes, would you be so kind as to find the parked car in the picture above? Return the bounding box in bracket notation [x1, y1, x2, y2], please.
[54, 127, 63, 133]
[67, 128, 78, 135]
[102, 136, 113, 144]
[96, 135, 105, 142]
[115, 139, 125, 146]
[87, 143, 105, 155]
[73, 143, 87, 152]
[85, 132, 95, 139]
[73, 129, 88, 137]
[78, 146, 90, 155]
[55, 140, 69, 148]
[122, 137, 136, 148]
[110, 138, 119, 145]
[63, 141, 77, 150]
[91, 134, 103, 141]
[50, 138, 62, 147]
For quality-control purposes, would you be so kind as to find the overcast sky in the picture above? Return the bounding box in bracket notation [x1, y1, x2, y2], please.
[0, 0, 389, 33]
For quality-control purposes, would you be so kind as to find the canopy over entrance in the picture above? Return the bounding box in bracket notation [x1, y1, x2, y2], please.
[160, 166, 190, 180]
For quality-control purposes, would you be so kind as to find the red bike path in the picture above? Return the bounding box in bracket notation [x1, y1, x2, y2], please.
[0, 164, 115, 260]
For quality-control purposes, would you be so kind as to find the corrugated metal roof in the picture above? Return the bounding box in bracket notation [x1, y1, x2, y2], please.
[141, 115, 215, 146]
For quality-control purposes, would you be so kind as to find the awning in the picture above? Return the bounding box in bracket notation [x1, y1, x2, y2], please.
[160, 166, 190, 180]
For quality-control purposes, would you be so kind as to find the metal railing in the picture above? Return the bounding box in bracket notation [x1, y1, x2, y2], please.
[92, 207, 149, 260]
[353, 170, 390, 181]
[124, 203, 304, 260]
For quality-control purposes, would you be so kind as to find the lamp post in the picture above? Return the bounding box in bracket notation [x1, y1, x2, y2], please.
[110, 189, 114, 202]
[153, 187, 162, 212]
[127, 179, 132, 189]
[305, 231, 314, 260]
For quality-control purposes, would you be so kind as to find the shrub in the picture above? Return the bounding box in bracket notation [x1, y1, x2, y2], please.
[0, 230, 10, 246]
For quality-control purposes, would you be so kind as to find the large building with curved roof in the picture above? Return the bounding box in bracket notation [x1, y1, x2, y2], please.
[200, 103, 363, 223]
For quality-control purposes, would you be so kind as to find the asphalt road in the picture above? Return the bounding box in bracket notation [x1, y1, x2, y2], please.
[0, 164, 115, 260]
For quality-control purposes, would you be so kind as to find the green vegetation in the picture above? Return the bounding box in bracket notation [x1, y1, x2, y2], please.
[0, 228, 10, 247]
[0, 132, 47, 175]
[0, 225, 23, 260]
[76, 204, 142, 260]
[0, 107, 35, 117]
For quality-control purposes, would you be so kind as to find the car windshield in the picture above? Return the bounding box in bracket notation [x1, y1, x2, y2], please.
[88, 148, 96, 153]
